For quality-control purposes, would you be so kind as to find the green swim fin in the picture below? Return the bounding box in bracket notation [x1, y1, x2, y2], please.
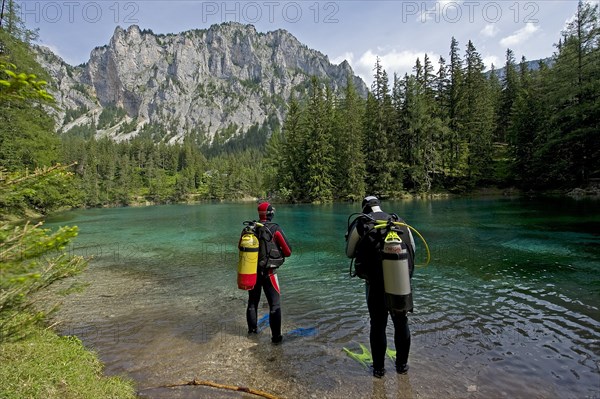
[343, 343, 373, 368]
[343, 344, 397, 368]
[386, 348, 396, 360]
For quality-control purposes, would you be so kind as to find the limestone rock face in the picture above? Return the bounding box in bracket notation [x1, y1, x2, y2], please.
[36, 23, 367, 143]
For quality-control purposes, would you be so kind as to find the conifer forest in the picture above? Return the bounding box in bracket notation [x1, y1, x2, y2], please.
[1, 1, 598, 214]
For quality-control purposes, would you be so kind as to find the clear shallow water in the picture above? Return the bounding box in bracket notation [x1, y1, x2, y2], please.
[44, 198, 600, 398]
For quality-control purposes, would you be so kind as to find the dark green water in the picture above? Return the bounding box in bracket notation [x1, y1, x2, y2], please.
[45, 198, 600, 399]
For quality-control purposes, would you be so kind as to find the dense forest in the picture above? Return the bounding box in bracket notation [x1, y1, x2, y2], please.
[1, 1, 598, 214]
[274, 2, 599, 202]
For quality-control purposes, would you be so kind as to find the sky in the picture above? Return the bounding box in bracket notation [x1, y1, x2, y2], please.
[15, 0, 598, 87]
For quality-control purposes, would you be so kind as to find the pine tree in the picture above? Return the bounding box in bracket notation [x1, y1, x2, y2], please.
[433, 56, 452, 178]
[363, 59, 396, 197]
[447, 37, 466, 175]
[279, 96, 306, 201]
[333, 77, 366, 200]
[462, 40, 495, 186]
[1, 0, 38, 43]
[391, 73, 409, 184]
[422, 54, 436, 100]
[81, 138, 100, 206]
[497, 49, 520, 143]
[536, 0, 600, 187]
[263, 126, 284, 198]
[400, 56, 447, 192]
[0, 6, 57, 171]
[96, 138, 117, 204]
[509, 58, 550, 187]
[115, 149, 134, 204]
[487, 63, 506, 182]
[435, 56, 449, 116]
[304, 77, 334, 203]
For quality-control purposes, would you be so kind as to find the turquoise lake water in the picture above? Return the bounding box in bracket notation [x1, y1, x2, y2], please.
[44, 198, 600, 398]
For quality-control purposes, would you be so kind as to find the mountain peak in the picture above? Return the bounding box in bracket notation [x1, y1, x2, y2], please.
[38, 22, 368, 144]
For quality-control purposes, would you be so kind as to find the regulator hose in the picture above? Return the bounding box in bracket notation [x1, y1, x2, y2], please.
[374, 220, 431, 267]
[346, 213, 431, 270]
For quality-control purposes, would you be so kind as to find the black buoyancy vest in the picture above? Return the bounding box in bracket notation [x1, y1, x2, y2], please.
[257, 222, 284, 269]
[355, 212, 415, 279]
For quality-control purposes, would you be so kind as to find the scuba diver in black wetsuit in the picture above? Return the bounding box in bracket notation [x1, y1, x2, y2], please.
[246, 202, 292, 344]
[346, 196, 416, 378]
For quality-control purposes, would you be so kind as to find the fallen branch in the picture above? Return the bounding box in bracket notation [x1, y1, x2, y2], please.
[148, 379, 283, 399]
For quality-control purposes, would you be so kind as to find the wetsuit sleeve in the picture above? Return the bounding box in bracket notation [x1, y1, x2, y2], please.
[273, 228, 292, 257]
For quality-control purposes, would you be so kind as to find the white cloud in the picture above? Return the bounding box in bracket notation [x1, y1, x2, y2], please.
[331, 52, 354, 66]
[353, 49, 438, 87]
[482, 55, 500, 70]
[500, 23, 540, 48]
[481, 24, 499, 38]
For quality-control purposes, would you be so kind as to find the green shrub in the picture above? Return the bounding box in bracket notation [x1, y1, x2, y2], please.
[0, 220, 86, 342]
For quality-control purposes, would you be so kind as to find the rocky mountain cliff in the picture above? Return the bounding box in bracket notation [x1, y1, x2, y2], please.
[36, 23, 367, 144]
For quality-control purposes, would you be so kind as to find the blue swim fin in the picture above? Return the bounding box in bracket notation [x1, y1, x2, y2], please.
[257, 315, 317, 337]
[287, 326, 318, 337]
[257, 314, 270, 332]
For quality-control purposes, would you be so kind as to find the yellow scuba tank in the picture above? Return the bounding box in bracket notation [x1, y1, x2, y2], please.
[237, 223, 260, 290]
[381, 230, 413, 312]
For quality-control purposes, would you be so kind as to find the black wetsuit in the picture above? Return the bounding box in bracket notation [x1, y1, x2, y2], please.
[247, 268, 282, 337]
[353, 210, 415, 371]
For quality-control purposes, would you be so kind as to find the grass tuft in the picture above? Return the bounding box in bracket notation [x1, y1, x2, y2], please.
[0, 323, 136, 399]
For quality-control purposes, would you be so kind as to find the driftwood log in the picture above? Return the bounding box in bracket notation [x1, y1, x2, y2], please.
[148, 379, 282, 399]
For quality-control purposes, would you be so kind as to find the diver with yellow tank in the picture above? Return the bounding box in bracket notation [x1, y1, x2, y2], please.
[237, 202, 292, 344]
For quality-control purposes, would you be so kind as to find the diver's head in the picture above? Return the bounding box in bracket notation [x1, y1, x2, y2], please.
[362, 195, 382, 214]
[258, 202, 275, 221]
